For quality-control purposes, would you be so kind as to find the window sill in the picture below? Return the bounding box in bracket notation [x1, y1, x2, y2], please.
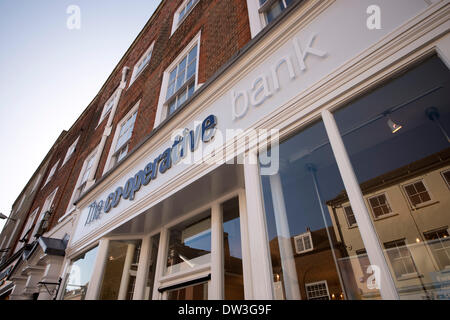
[412, 201, 439, 211]
[348, 224, 358, 229]
[373, 212, 399, 222]
[159, 263, 211, 285]
[396, 273, 423, 281]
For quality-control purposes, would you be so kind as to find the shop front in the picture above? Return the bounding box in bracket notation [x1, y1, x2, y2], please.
[59, 0, 450, 300]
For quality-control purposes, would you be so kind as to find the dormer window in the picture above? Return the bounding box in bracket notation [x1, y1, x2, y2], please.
[294, 231, 313, 254]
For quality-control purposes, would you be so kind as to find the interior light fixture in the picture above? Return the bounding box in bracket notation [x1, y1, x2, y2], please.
[387, 116, 402, 134]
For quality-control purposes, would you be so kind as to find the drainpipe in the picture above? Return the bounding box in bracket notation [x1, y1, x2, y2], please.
[85, 66, 129, 189]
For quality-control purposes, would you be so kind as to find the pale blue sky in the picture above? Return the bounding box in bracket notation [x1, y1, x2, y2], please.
[0, 0, 162, 232]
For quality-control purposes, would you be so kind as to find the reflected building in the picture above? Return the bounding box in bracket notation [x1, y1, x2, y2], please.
[327, 148, 450, 300]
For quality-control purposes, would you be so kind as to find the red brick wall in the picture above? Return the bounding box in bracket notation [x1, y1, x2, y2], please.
[20, 0, 251, 236]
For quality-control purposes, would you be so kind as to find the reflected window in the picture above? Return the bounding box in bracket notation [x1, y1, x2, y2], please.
[424, 229, 450, 270]
[62, 246, 98, 300]
[384, 240, 417, 279]
[403, 181, 432, 207]
[441, 169, 450, 188]
[305, 281, 330, 300]
[344, 205, 357, 227]
[259, 119, 381, 300]
[166, 282, 208, 300]
[222, 197, 245, 300]
[368, 194, 393, 219]
[165, 210, 211, 276]
[333, 55, 450, 299]
[99, 239, 142, 300]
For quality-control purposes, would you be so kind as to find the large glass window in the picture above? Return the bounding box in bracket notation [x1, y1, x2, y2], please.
[145, 234, 160, 300]
[333, 55, 450, 299]
[165, 210, 211, 276]
[222, 197, 245, 300]
[98, 239, 142, 300]
[259, 120, 381, 300]
[62, 246, 99, 300]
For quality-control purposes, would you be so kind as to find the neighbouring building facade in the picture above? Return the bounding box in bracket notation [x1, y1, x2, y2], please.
[0, 0, 449, 300]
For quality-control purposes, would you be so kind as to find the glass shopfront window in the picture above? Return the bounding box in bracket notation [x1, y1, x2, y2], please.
[98, 239, 142, 300]
[222, 197, 245, 300]
[333, 55, 450, 300]
[145, 234, 160, 300]
[259, 120, 381, 300]
[62, 245, 99, 300]
[165, 210, 212, 276]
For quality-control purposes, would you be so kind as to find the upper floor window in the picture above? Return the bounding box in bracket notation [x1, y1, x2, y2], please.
[294, 231, 313, 254]
[130, 42, 154, 86]
[171, 0, 200, 35]
[43, 159, 60, 187]
[31, 173, 42, 193]
[98, 88, 120, 126]
[63, 136, 79, 166]
[423, 228, 450, 270]
[441, 169, 450, 189]
[403, 180, 432, 207]
[343, 205, 357, 227]
[33, 188, 58, 238]
[368, 194, 392, 219]
[154, 33, 201, 128]
[104, 102, 140, 173]
[259, 0, 293, 24]
[166, 44, 198, 116]
[77, 152, 96, 198]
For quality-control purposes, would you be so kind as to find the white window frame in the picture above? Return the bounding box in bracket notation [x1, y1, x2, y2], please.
[305, 280, 330, 300]
[154, 32, 201, 128]
[170, 0, 200, 36]
[103, 101, 140, 175]
[62, 136, 79, 166]
[402, 179, 434, 208]
[383, 239, 418, 280]
[246, 0, 294, 38]
[33, 188, 58, 238]
[440, 168, 450, 189]
[64, 146, 99, 218]
[18, 207, 39, 246]
[367, 193, 395, 220]
[293, 231, 313, 254]
[129, 41, 155, 87]
[98, 88, 120, 126]
[31, 173, 42, 193]
[43, 159, 60, 188]
[343, 204, 357, 228]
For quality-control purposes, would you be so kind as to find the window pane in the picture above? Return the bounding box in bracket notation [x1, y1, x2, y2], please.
[166, 282, 208, 300]
[222, 197, 244, 300]
[145, 234, 160, 300]
[334, 55, 450, 299]
[259, 120, 381, 300]
[165, 210, 211, 276]
[62, 246, 99, 300]
[188, 45, 197, 63]
[187, 60, 196, 80]
[99, 239, 142, 300]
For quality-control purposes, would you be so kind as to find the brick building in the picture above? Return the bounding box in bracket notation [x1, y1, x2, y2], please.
[1, 0, 450, 300]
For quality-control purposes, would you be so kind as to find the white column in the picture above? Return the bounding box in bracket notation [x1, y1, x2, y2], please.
[238, 189, 254, 300]
[321, 109, 399, 300]
[152, 228, 168, 300]
[133, 235, 152, 300]
[118, 243, 136, 300]
[85, 239, 110, 300]
[269, 173, 301, 300]
[243, 151, 274, 299]
[210, 203, 224, 300]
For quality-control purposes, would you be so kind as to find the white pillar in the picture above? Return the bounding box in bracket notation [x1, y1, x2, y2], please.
[238, 189, 254, 300]
[118, 243, 136, 300]
[152, 228, 168, 300]
[85, 239, 110, 300]
[269, 173, 301, 300]
[133, 235, 152, 300]
[210, 203, 224, 299]
[321, 109, 399, 300]
[243, 151, 274, 299]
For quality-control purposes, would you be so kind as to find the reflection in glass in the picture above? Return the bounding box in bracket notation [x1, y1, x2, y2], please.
[222, 197, 245, 299]
[99, 239, 142, 300]
[165, 210, 211, 275]
[334, 55, 450, 299]
[166, 282, 208, 300]
[145, 234, 160, 300]
[62, 246, 98, 300]
[259, 120, 381, 300]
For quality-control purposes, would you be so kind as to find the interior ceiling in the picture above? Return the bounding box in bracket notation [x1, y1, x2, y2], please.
[107, 163, 244, 237]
